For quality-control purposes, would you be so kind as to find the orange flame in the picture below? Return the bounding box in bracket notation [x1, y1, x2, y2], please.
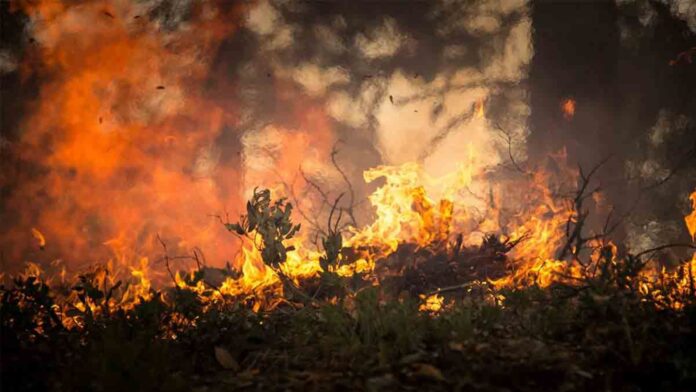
[560, 98, 576, 120]
[5, 1, 696, 317]
[5, 1, 245, 277]
[474, 98, 485, 119]
[685, 190, 696, 241]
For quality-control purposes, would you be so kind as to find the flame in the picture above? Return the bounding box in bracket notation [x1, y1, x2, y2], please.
[127, 257, 153, 301]
[685, 190, 696, 241]
[4, 1, 245, 277]
[560, 98, 576, 120]
[346, 160, 476, 254]
[11, 150, 696, 315]
[474, 98, 485, 119]
[5, 1, 696, 318]
[637, 253, 696, 311]
[419, 294, 444, 312]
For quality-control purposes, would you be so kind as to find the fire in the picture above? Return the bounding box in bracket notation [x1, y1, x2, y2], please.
[4, 1, 696, 319]
[561, 98, 576, 120]
[338, 148, 580, 291]
[4, 1, 245, 277]
[419, 294, 444, 312]
[346, 163, 465, 252]
[686, 190, 696, 241]
[135, 149, 580, 304]
[10, 147, 696, 315]
[474, 98, 486, 119]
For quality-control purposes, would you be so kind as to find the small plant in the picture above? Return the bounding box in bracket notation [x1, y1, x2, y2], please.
[225, 188, 311, 301]
[226, 188, 301, 268]
[319, 195, 345, 274]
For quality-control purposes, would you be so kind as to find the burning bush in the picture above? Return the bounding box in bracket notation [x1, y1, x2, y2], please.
[2, 1, 696, 390]
[3, 175, 696, 390]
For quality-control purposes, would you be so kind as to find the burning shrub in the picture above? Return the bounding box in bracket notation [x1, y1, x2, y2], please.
[225, 188, 301, 270]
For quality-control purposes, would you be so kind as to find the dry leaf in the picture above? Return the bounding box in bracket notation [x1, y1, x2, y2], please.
[31, 228, 46, 249]
[214, 346, 239, 371]
[412, 363, 445, 381]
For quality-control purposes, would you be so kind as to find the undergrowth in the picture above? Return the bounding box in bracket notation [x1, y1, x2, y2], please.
[2, 188, 696, 391]
[3, 261, 696, 391]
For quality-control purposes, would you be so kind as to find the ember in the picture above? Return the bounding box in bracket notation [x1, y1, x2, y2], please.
[561, 98, 576, 120]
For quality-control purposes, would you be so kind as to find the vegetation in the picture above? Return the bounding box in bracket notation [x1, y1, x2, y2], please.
[2, 189, 696, 391]
[3, 270, 696, 391]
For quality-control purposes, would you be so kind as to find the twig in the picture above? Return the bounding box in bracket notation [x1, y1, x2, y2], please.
[331, 143, 358, 227]
[327, 193, 344, 233]
[557, 156, 611, 262]
[270, 165, 326, 237]
[493, 122, 527, 175]
[640, 144, 695, 191]
[156, 234, 178, 287]
[634, 243, 696, 260]
[426, 280, 490, 296]
[156, 235, 225, 295]
[300, 166, 331, 208]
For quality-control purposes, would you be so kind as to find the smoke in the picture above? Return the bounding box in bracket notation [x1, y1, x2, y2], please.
[611, 0, 696, 252]
[1, 0, 536, 276]
[235, 0, 532, 210]
[1, 1, 243, 275]
[664, 0, 696, 32]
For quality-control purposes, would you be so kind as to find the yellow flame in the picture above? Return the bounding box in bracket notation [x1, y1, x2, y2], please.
[474, 99, 485, 119]
[19, 151, 696, 316]
[419, 293, 444, 312]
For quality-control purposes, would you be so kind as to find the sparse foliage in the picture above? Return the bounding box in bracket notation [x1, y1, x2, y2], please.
[226, 188, 301, 269]
[3, 186, 696, 391]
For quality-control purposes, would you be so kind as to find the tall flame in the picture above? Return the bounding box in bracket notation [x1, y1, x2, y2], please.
[4, 1, 245, 276]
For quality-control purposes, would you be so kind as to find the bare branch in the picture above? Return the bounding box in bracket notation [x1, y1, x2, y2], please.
[557, 156, 612, 262]
[156, 234, 178, 287]
[426, 280, 492, 297]
[300, 166, 331, 208]
[640, 144, 695, 191]
[331, 143, 358, 227]
[493, 122, 527, 175]
[634, 243, 696, 260]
